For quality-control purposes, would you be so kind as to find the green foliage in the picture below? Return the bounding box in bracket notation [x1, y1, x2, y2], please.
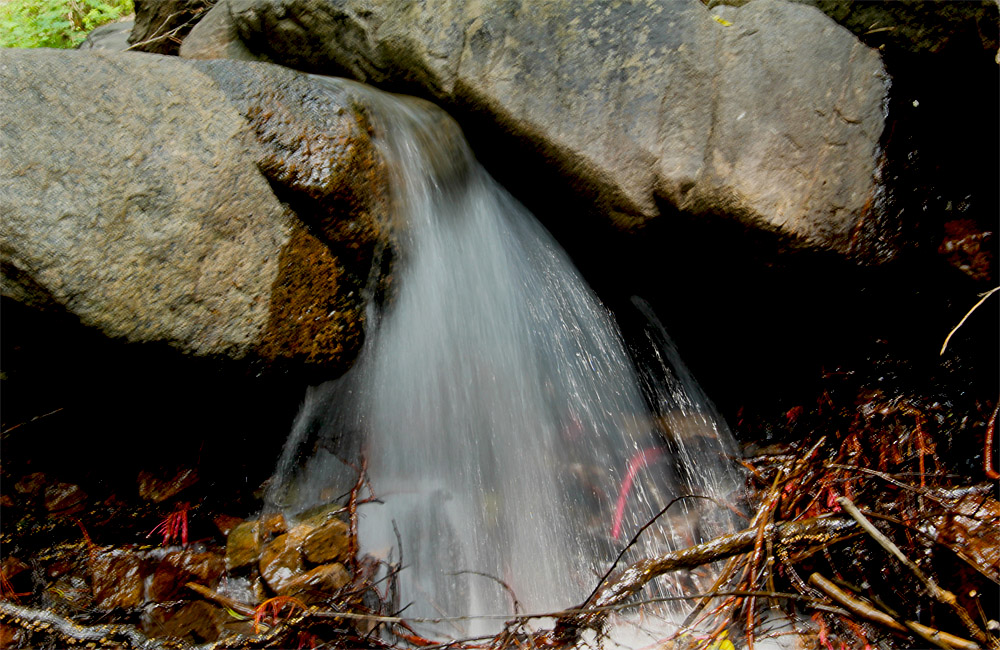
[0, 0, 134, 49]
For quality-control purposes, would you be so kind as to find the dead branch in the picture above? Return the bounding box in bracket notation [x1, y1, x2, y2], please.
[552, 515, 856, 641]
[837, 496, 992, 648]
[808, 573, 980, 650]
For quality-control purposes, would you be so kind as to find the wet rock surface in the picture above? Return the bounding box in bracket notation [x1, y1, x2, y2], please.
[258, 530, 307, 594]
[302, 517, 350, 565]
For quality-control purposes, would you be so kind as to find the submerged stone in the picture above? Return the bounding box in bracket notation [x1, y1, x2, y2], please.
[150, 550, 226, 601]
[91, 549, 144, 610]
[301, 517, 351, 565]
[281, 562, 351, 600]
[258, 530, 306, 594]
[143, 600, 226, 643]
[226, 520, 262, 570]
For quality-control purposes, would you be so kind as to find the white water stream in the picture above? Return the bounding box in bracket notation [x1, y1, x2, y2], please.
[268, 79, 742, 640]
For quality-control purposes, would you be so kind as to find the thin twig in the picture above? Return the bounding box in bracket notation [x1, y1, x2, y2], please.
[1, 408, 65, 436]
[582, 493, 715, 608]
[452, 571, 522, 616]
[941, 286, 1000, 355]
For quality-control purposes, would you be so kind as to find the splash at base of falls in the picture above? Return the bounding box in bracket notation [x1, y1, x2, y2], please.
[268, 77, 743, 638]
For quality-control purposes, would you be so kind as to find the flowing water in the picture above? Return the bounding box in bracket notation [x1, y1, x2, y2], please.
[268, 79, 743, 638]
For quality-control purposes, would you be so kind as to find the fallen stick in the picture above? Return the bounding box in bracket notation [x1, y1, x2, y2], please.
[808, 572, 980, 650]
[836, 496, 993, 649]
[553, 515, 856, 641]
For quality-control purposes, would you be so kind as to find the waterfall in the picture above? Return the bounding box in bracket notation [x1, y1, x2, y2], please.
[268, 78, 742, 638]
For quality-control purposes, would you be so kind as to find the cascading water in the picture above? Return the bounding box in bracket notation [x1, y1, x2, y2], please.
[268, 78, 743, 639]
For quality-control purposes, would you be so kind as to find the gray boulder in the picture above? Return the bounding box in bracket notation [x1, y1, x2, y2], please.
[0, 49, 389, 373]
[226, 0, 888, 258]
[78, 19, 135, 51]
[179, 0, 259, 61]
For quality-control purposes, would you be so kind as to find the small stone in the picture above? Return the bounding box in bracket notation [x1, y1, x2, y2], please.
[43, 481, 87, 515]
[302, 517, 351, 565]
[150, 550, 225, 601]
[226, 521, 261, 571]
[144, 601, 224, 643]
[260, 512, 287, 536]
[137, 468, 198, 503]
[281, 563, 351, 600]
[90, 548, 144, 610]
[14, 472, 47, 496]
[213, 514, 243, 537]
[259, 531, 304, 595]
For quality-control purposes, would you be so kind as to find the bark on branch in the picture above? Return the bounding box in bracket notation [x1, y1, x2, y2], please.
[553, 515, 856, 641]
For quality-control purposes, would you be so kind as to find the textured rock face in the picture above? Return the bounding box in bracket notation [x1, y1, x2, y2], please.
[225, 0, 888, 257]
[0, 49, 388, 373]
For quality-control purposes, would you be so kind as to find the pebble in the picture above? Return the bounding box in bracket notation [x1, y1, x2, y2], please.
[90, 548, 144, 609]
[150, 550, 225, 601]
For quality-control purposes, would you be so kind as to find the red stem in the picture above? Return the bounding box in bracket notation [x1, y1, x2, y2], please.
[986, 401, 999, 480]
[610, 446, 664, 540]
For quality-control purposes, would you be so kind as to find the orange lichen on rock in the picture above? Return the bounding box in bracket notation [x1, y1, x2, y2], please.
[245, 96, 390, 272]
[258, 226, 364, 370]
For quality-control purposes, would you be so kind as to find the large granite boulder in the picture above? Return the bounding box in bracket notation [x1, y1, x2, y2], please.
[221, 0, 888, 258]
[0, 49, 388, 374]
